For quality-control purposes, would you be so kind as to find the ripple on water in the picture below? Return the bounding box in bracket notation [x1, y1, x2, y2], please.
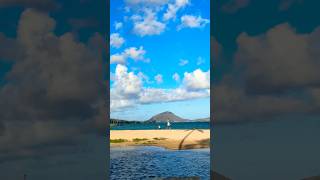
[110, 146, 210, 180]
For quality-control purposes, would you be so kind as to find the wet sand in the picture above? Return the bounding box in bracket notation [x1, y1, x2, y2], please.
[110, 129, 210, 150]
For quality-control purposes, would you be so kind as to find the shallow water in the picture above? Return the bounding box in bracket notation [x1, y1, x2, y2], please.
[110, 146, 210, 180]
[111, 122, 210, 130]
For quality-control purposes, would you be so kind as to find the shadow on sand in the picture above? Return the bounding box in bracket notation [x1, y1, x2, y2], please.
[178, 129, 209, 150]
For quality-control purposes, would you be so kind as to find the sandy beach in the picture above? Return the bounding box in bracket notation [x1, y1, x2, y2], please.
[110, 129, 210, 150]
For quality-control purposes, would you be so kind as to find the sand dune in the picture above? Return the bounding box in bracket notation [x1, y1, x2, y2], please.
[110, 129, 210, 150]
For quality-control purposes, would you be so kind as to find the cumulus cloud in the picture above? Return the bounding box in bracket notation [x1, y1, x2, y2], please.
[110, 64, 143, 111]
[124, 0, 209, 36]
[179, 59, 189, 66]
[213, 79, 309, 123]
[154, 74, 163, 84]
[114, 21, 123, 30]
[172, 73, 180, 82]
[110, 53, 126, 64]
[110, 98, 135, 111]
[176, 0, 190, 8]
[213, 23, 320, 123]
[110, 46, 149, 64]
[125, 0, 168, 8]
[111, 65, 210, 111]
[111, 65, 139, 110]
[126, 0, 209, 36]
[124, 46, 147, 61]
[113, 64, 142, 97]
[0, 9, 106, 162]
[183, 69, 210, 90]
[132, 9, 166, 36]
[221, 0, 250, 13]
[139, 87, 209, 104]
[177, 15, 209, 30]
[236, 23, 320, 94]
[110, 33, 125, 48]
[163, 0, 189, 21]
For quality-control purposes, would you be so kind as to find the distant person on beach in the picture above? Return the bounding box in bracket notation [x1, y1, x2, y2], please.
[166, 120, 171, 129]
[158, 125, 161, 129]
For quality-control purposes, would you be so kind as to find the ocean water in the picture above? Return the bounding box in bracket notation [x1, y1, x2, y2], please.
[111, 122, 210, 130]
[110, 146, 210, 180]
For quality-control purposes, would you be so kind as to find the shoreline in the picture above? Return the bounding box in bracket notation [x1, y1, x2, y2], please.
[110, 129, 210, 150]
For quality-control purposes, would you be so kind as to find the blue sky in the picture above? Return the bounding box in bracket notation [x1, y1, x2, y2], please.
[110, 0, 210, 120]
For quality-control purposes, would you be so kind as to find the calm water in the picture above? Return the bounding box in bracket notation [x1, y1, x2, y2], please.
[110, 146, 210, 180]
[111, 122, 210, 130]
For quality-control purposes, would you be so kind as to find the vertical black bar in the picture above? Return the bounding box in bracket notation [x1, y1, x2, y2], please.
[210, 0, 214, 178]
[106, 0, 110, 179]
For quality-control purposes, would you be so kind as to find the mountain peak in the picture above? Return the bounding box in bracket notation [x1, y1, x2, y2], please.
[147, 111, 187, 122]
[159, 111, 174, 115]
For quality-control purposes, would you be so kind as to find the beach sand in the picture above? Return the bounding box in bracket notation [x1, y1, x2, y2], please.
[110, 129, 210, 150]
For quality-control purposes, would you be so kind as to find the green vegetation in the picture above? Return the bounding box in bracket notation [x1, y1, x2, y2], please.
[132, 138, 148, 142]
[153, 137, 168, 140]
[142, 140, 156, 145]
[110, 139, 128, 143]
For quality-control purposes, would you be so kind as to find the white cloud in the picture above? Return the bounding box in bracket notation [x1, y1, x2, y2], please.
[163, 0, 189, 21]
[111, 66, 210, 112]
[155, 74, 163, 84]
[124, 46, 147, 61]
[163, 4, 178, 21]
[179, 59, 188, 66]
[112, 86, 209, 111]
[132, 9, 166, 36]
[110, 97, 135, 111]
[178, 15, 210, 30]
[183, 69, 210, 90]
[110, 53, 126, 64]
[138, 72, 152, 84]
[172, 73, 180, 82]
[125, 0, 168, 7]
[114, 22, 123, 30]
[176, 0, 189, 7]
[110, 33, 125, 48]
[110, 46, 149, 64]
[126, 0, 192, 36]
[111, 64, 142, 111]
[113, 64, 142, 96]
[197, 56, 205, 65]
[110, 72, 116, 81]
[139, 87, 209, 104]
